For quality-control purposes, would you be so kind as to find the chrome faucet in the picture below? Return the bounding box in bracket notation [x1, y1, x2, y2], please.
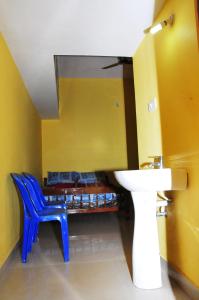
[140, 155, 164, 169]
[149, 155, 164, 169]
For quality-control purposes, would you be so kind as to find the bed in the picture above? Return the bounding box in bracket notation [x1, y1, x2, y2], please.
[43, 171, 120, 214]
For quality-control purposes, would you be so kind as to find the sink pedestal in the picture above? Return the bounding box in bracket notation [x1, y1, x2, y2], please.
[114, 168, 187, 289]
[131, 191, 162, 289]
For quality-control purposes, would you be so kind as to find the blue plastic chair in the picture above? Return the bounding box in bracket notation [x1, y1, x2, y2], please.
[11, 174, 69, 262]
[11, 173, 38, 263]
[23, 173, 66, 210]
[21, 175, 69, 262]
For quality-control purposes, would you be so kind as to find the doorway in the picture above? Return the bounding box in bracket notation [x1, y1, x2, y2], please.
[54, 55, 139, 171]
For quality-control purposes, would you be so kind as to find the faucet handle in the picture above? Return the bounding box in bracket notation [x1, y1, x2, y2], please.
[148, 155, 164, 169]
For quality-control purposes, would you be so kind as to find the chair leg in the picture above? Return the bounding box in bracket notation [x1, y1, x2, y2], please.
[21, 217, 31, 263]
[60, 216, 69, 262]
[33, 223, 39, 243]
[28, 219, 38, 253]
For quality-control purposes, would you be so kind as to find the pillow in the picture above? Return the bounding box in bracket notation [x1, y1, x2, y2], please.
[47, 171, 107, 185]
[47, 171, 80, 185]
[78, 172, 97, 184]
[71, 172, 80, 182]
[95, 171, 107, 183]
[47, 172, 60, 185]
[59, 172, 74, 183]
[78, 172, 108, 184]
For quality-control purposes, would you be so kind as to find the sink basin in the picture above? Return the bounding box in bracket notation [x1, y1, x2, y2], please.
[114, 168, 187, 192]
[114, 168, 187, 290]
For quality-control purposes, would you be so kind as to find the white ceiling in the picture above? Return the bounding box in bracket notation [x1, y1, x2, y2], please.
[0, 0, 165, 119]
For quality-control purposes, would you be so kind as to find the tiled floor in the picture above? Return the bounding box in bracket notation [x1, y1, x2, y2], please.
[0, 213, 191, 300]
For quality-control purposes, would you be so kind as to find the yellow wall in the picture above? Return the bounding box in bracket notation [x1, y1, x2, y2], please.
[133, 0, 199, 287]
[0, 34, 42, 267]
[42, 78, 127, 176]
[133, 34, 163, 163]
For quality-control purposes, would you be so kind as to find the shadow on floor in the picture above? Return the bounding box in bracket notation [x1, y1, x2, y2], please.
[118, 196, 134, 278]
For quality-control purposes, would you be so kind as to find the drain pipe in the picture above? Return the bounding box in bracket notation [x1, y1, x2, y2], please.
[156, 199, 171, 217]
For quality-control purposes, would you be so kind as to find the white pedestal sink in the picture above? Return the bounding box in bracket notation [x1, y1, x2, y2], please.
[114, 168, 187, 289]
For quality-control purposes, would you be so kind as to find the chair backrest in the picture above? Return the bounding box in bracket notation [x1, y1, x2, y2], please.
[21, 175, 43, 212]
[23, 173, 45, 206]
[11, 173, 30, 219]
[11, 173, 38, 218]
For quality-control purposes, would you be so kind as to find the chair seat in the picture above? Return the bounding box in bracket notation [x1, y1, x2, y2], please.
[37, 208, 67, 216]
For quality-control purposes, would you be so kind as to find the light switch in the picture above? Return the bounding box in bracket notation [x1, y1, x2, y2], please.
[148, 98, 157, 112]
